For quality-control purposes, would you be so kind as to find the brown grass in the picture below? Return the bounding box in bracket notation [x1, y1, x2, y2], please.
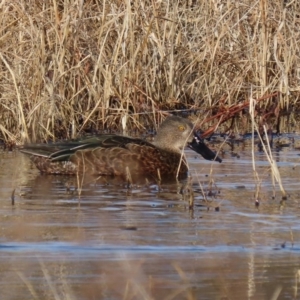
[0, 0, 300, 143]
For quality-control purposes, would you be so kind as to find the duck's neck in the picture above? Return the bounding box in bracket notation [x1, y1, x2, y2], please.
[152, 140, 184, 155]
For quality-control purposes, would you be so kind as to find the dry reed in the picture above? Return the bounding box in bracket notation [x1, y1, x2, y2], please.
[0, 0, 299, 143]
[249, 93, 287, 200]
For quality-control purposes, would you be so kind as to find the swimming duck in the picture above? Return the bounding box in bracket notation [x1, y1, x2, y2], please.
[20, 116, 221, 179]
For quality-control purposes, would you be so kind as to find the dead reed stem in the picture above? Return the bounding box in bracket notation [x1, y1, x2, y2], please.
[249, 94, 286, 200]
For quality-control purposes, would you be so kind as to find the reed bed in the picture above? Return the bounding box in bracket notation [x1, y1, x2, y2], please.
[0, 0, 299, 143]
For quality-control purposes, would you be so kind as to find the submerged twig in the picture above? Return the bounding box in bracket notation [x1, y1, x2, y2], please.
[11, 188, 15, 206]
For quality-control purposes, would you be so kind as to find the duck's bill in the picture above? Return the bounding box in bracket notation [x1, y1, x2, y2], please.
[188, 133, 222, 163]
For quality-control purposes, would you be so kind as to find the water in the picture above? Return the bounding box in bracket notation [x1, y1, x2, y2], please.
[0, 141, 300, 299]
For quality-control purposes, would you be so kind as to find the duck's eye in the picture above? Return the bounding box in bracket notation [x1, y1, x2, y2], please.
[178, 125, 185, 131]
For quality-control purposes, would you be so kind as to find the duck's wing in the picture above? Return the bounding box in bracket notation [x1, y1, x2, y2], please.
[20, 135, 153, 162]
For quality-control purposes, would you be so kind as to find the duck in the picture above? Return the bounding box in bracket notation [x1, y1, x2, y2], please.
[20, 116, 222, 180]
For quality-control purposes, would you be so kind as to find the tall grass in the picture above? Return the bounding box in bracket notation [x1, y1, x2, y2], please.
[0, 0, 299, 143]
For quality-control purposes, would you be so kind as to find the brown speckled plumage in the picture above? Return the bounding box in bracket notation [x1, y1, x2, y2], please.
[20, 116, 221, 180]
[71, 144, 188, 177]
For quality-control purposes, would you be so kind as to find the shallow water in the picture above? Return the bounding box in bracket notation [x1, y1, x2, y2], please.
[1, 140, 300, 299]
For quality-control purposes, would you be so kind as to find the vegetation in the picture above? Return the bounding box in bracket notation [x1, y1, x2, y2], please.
[0, 0, 299, 143]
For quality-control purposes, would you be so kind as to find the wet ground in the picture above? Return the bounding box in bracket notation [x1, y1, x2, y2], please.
[1, 138, 300, 299]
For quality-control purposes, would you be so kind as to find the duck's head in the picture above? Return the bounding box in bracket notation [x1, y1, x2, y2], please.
[153, 116, 222, 163]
